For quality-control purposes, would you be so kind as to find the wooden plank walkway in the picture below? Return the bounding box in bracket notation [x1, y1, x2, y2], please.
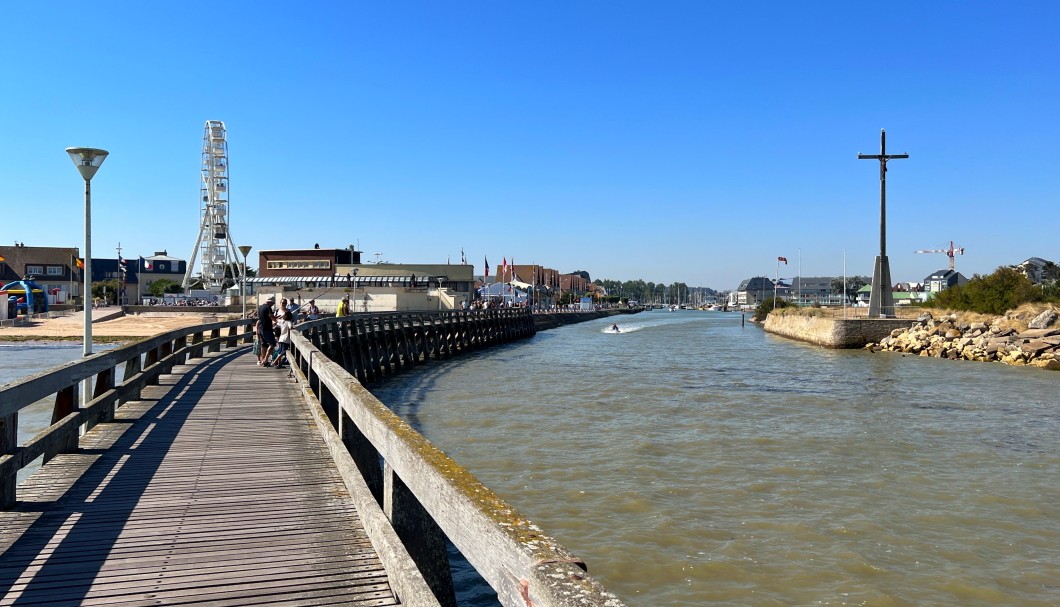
[0, 349, 399, 606]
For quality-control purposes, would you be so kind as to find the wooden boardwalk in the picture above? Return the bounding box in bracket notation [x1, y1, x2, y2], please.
[0, 349, 399, 606]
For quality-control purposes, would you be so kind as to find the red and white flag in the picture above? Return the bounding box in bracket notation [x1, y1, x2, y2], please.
[778, 256, 788, 264]
[501, 257, 508, 280]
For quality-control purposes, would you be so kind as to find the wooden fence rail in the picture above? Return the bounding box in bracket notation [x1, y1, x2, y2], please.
[0, 309, 627, 607]
[0, 318, 255, 508]
[290, 308, 626, 607]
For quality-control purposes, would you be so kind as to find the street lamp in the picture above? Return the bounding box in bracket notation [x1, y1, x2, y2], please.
[66, 147, 108, 359]
[352, 268, 359, 313]
[238, 245, 252, 318]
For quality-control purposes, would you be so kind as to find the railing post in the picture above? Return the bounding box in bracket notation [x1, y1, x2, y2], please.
[122, 355, 143, 404]
[208, 328, 221, 353]
[45, 384, 79, 463]
[174, 335, 188, 365]
[384, 463, 457, 607]
[91, 367, 115, 427]
[0, 411, 17, 508]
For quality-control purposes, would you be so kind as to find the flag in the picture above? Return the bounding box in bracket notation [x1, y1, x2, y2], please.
[75, 258, 84, 269]
[778, 256, 788, 264]
[143, 258, 153, 270]
[501, 257, 507, 280]
[0, 255, 5, 263]
[484, 257, 489, 278]
[118, 256, 127, 282]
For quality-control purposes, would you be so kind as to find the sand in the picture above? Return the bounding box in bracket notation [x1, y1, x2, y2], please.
[0, 311, 237, 342]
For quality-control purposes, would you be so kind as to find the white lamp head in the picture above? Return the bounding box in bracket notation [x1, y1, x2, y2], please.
[66, 147, 109, 181]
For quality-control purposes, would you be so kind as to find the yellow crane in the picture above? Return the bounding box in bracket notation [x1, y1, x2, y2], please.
[915, 240, 964, 271]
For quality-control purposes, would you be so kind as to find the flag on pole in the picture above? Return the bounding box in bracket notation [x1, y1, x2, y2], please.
[0, 255, 5, 263]
[501, 257, 508, 281]
[142, 257, 153, 270]
[118, 256, 128, 282]
[75, 258, 84, 269]
[778, 256, 788, 264]
[484, 257, 489, 278]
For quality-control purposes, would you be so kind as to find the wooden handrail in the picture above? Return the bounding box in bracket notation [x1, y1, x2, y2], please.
[0, 318, 256, 507]
[289, 309, 625, 607]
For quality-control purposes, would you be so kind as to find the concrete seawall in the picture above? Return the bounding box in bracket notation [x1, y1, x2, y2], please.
[763, 313, 911, 348]
[533, 308, 638, 331]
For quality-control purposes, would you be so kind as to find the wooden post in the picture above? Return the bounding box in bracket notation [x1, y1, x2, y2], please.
[45, 384, 79, 463]
[91, 367, 115, 427]
[340, 409, 384, 506]
[384, 463, 457, 607]
[122, 355, 142, 404]
[0, 412, 17, 508]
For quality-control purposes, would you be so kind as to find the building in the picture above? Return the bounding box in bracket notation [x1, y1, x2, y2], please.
[1016, 257, 1057, 284]
[249, 247, 475, 313]
[732, 276, 787, 309]
[0, 244, 81, 305]
[138, 251, 188, 302]
[789, 276, 844, 306]
[923, 269, 967, 293]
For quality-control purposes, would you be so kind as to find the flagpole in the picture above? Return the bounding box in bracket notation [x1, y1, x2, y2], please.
[774, 258, 779, 310]
[843, 249, 847, 318]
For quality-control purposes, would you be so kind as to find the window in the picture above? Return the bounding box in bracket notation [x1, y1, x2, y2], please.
[47, 266, 64, 276]
[266, 260, 332, 270]
[27, 265, 43, 275]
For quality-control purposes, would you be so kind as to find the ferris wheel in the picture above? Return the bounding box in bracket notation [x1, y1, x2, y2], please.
[183, 120, 240, 292]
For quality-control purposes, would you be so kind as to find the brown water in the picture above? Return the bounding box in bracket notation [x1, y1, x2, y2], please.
[373, 310, 1060, 606]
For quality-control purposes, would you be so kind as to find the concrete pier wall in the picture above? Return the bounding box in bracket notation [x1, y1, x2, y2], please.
[763, 313, 911, 348]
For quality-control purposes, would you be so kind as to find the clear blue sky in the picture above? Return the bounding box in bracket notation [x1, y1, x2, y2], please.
[2, 2, 1056, 291]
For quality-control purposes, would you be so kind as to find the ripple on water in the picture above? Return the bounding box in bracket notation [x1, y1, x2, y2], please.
[371, 312, 1060, 606]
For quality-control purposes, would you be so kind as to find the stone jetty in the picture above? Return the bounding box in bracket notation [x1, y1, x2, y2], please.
[866, 308, 1060, 370]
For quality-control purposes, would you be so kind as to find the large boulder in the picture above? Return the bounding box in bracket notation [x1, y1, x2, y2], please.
[1028, 309, 1058, 330]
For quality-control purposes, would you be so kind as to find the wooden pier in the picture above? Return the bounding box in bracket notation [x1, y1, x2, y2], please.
[0, 311, 627, 607]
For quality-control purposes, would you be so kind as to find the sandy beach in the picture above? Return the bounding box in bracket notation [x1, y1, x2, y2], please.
[0, 311, 236, 342]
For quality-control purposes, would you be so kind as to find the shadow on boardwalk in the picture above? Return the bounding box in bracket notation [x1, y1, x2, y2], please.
[0, 349, 396, 606]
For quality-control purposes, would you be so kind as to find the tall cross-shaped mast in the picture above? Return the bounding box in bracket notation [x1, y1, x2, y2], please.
[858, 129, 908, 318]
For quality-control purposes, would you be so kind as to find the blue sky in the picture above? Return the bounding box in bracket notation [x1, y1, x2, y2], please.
[1, 2, 1056, 291]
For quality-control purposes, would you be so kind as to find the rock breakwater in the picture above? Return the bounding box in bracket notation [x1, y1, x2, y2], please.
[867, 308, 1060, 370]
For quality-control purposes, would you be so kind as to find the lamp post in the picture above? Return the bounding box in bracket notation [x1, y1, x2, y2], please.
[352, 268, 359, 313]
[66, 147, 108, 359]
[238, 245, 252, 318]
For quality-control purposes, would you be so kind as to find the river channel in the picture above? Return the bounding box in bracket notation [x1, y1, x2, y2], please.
[371, 310, 1060, 606]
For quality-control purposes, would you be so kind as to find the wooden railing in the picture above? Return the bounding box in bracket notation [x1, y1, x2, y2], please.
[0, 310, 627, 606]
[289, 309, 627, 607]
[0, 318, 255, 508]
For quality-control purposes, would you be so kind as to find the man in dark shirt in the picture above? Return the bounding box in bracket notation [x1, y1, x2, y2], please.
[257, 296, 276, 366]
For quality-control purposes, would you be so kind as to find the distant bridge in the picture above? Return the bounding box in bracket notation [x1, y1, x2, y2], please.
[0, 310, 631, 606]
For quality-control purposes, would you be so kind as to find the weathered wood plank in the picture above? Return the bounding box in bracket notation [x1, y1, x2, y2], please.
[0, 350, 401, 607]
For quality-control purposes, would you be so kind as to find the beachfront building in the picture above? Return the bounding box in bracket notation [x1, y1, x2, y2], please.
[733, 276, 788, 309]
[0, 244, 81, 306]
[251, 247, 475, 313]
[789, 276, 844, 307]
[136, 251, 187, 303]
[923, 269, 968, 293]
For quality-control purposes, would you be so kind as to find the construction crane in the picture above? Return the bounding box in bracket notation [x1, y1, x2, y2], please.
[915, 240, 965, 271]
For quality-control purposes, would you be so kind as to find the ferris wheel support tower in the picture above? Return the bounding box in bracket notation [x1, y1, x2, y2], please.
[183, 120, 240, 292]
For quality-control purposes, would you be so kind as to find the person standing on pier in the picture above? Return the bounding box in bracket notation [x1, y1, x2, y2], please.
[256, 296, 276, 366]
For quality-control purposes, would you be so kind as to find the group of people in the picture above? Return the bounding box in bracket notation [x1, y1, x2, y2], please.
[254, 296, 326, 368]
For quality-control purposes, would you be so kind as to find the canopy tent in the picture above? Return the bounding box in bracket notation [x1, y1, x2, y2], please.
[478, 281, 528, 303]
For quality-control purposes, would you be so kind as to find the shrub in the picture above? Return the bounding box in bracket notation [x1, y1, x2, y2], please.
[753, 297, 794, 322]
[928, 267, 1043, 315]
